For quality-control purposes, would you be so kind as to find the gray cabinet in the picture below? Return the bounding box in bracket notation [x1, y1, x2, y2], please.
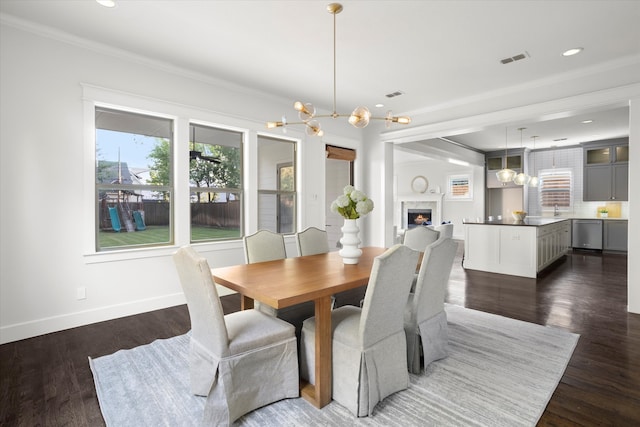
[486, 149, 524, 188]
[603, 220, 628, 252]
[583, 139, 628, 201]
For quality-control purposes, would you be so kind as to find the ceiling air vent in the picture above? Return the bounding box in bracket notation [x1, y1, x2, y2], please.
[385, 90, 405, 98]
[500, 52, 530, 64]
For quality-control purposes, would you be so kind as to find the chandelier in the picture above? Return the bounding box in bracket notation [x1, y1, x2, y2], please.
[266, 3, 411, 137]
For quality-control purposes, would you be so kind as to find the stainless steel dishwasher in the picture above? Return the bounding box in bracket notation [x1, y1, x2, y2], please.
[572, 219, 603, 250]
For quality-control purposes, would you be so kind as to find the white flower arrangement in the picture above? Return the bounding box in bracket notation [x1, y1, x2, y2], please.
[330, 185, 374, 219]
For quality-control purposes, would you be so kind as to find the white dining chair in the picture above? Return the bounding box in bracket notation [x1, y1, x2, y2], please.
[243, 229, 287, 263]
[404, 238, 458, 374]
[434, 223, 454, 240]
[403, 226, 440, 251]
[173, 246, 299, 426]
[243, 229, 315, 331]
[299, 244, 419, 417]
[296, 226, 330, 256]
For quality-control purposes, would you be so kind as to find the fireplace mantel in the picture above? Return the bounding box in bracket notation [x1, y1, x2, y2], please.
[397, 192, 445, 229]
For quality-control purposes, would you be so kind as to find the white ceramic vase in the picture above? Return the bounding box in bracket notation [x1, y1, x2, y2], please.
[339, 218, 362, 264]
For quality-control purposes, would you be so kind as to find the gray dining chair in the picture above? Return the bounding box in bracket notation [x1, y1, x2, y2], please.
[296, 226, 330, 256]
[173, 246, 299, 426]
[299, 244, 419, 417]
[404, 238, 458, 374]
[243, 229, 315, 330]
[434, 223, 454, 240]
[243, 229, 287, 264]
[403, 226, 440, 251]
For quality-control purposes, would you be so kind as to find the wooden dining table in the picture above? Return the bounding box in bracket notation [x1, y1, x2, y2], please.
[210, 246, 387, 409]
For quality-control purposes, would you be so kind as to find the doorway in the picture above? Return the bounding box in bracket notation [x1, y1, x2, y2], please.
[325, 145, 355, 250]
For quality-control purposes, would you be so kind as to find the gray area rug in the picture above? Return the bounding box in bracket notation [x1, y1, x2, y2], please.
[90, 304, 579, 426]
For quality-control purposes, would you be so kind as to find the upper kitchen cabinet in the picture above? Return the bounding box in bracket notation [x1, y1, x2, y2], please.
[486, 149, 524, 188]
[583, 138, 629, 201]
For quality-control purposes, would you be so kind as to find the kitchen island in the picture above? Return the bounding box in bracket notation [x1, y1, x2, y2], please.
[463, 217, 571, 278]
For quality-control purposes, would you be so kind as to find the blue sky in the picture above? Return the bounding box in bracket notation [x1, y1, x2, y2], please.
[96, 129, 158, 169]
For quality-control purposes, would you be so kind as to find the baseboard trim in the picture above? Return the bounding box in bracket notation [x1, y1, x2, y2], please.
[0, 293, 187, 345]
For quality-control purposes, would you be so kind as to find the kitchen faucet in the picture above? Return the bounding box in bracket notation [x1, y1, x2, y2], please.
[554, 204, 560, 216]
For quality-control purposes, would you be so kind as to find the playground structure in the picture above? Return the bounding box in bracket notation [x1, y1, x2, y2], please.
[100, 189, 146, 232]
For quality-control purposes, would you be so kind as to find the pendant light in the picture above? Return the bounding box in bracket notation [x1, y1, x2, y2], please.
[528, 135, 539, 187]
[496, 127, 516, 184]
[266, 3, 410, 136]
[513, 127, 531, 185]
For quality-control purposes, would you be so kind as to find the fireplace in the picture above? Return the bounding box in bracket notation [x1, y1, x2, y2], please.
[407, 209, 432, 228]
[398, 193, 444, 231]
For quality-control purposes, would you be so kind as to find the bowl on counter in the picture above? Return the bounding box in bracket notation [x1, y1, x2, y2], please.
[512, 211, 527, 221]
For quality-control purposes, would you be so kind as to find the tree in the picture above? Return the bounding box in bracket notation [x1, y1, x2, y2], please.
[147, 138, 171, 200]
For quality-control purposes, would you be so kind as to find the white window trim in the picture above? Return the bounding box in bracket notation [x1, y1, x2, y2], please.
[82, 84, 251, 263]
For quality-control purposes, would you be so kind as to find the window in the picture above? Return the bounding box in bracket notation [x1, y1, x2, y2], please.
[95, 107, 173, 251]
[257, 135, 296, 233]
[539, 169, 572, 209]
[189, 123, 243, 242]
[447, 174, 472, 200]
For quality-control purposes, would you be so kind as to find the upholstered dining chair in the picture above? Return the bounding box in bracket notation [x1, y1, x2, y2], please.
[243, 229, 287, 263]
[403, 226, 440, 251]
[173, 246, 299, 426]
[295, 226, 330, 256]
[434, 223, 454, 240]
[243, 229, 288, 316]
[299, 244, 419, 417]
[404, 238, 458, 374]
[243, 229, 315, 329]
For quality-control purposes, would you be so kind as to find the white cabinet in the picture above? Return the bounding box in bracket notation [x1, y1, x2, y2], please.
[537, 221, 571, 271]
[464, 220, 570, 278]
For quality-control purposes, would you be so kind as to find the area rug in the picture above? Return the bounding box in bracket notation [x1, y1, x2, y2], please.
[89, 304, 579, 426]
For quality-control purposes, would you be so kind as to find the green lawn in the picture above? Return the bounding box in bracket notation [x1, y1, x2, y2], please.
[99, 225, 240, 248]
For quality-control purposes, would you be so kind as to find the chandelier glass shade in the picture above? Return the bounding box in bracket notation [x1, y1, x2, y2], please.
[496, 128, 516, 184]
[266, 3, 411, 136]
[528, 135, 539, 187]
[512, 127, 531, 185]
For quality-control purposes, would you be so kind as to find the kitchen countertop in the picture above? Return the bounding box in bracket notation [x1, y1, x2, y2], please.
[464, 217, 570, 227]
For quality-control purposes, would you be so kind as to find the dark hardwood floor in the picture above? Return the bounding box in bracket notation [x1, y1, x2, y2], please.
[1, 246, 639, 426]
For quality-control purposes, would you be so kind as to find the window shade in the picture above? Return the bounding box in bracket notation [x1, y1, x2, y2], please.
[539, 169, 572, 207]
[326, 145, 356, 161]
[96, 107, 172, 139]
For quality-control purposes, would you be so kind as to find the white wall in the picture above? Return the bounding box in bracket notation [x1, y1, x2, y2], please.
[628, 98, 639, 313]
[0, 23, 359, 343]
[393, 159, 485, 240]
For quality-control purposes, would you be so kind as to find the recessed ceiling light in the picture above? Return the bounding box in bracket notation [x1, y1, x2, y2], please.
[96, 0, 116, 7]
[562, 47, 583, 57]
[581, 119, 593, 124]
[375, 103, 384, 108]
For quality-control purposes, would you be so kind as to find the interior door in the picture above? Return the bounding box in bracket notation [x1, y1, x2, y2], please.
[325, 145, 355, 251]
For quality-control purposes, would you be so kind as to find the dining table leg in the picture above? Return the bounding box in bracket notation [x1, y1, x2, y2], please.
[240, 295, 254, 310]
[301, 295, 332, 408]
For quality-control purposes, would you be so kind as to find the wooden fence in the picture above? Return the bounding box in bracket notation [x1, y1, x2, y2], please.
[100, 200, 240, 228]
